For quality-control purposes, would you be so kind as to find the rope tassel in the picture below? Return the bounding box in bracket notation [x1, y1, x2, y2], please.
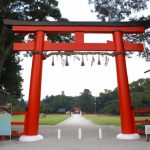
[98, 55, 101, 65]
[81, 55, 85, 66]
[65, 56, 69, 66]
[52, 55, 54, 66]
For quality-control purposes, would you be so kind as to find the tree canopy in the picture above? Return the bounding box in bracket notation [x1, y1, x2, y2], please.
[79, 89, 95, 112]
[89, 0, 149, 21]
[0, 51, 23, 98]
[0, 0, 70, 103]
[0, 0, 62, 21]
[89, 0, 150, 61]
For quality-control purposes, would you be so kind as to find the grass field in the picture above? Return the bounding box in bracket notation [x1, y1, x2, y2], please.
[84, 115, 121, 125]
[12, 114, 70, 125]
[39, 114, 70, 125]
[12, 114, 150, 126]
[83, 115, 150, 126]
[12, 115, 25, 122]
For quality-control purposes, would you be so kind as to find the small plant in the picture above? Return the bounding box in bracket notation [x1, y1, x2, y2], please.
[136, 119, 150, 132]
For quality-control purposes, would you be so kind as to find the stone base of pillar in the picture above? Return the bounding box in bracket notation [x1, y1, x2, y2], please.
[19, 135, 44, 142]
[116, 133, 140, 140]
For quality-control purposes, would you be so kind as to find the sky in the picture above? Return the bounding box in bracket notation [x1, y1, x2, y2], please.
[20, 0, 150, 100]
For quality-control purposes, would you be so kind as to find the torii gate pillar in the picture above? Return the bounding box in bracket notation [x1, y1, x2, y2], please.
[113, 31, 140, 139]
[19, 31, 45, 142]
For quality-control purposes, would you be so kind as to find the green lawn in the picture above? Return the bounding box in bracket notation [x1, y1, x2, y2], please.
[39, 114, 70, 125]
[12, 115, 25, 122]
[84, 115, 120, 125]
[12, 114, 150, 126]
[12, 114, 70, 125]
[84, 115, 150, 126]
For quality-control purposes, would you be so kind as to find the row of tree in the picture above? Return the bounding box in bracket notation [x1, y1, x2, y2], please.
[40, 78, 150, 114]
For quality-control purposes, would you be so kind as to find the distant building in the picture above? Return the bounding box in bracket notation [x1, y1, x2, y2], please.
[57, 108, 66, 114]
[72, 106, 80, 114]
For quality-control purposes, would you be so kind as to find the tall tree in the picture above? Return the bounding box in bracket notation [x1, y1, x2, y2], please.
[88, 0, 150, 61]
[0, 0, 67, 76]
[0, 51, 23, 99]
[97, 88, 118, 112]
[79, 89, 95, 112]
[0, 0, 70, 100]
[130, 78, 150, 109]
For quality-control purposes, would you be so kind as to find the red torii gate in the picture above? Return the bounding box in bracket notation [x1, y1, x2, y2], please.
[4, 19, 149, 141]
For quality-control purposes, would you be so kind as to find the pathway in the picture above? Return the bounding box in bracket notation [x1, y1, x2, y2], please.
[57, 114, 96, 127]
[0, 114, 150, 150]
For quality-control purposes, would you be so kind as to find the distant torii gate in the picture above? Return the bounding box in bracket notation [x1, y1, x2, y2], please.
[4, 19, 149, 142]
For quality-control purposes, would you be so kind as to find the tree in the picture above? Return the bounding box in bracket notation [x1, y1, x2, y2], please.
[79, 89, 95, 112]
[130, 78, 146, 93]
[89, 0, 149, 22]
[96, 78, 150, 114]
[42, 94, 75, 113]
[40, 102, 49, 113]
[0, 0, 68, 74]
[101, 100, 119, 115]
[88, 0, 150, 61]
[96, 88, 118, 112]
[130, 78, 150, 109]
[20, 99, 27, 111]
[0, 0, 71, 102]
[0, 51, 23, 99]
[42, 95, 55, 112]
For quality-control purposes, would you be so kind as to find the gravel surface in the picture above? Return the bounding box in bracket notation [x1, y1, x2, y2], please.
[57, 114, 96, 127]
[0, 114, 150, 150]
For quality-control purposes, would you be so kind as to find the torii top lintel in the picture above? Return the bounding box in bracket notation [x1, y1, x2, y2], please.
[4, 19, 149, 52]
[4, 19, 150, 33]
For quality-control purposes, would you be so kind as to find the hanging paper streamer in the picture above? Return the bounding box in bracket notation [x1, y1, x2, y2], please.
[65, 56, 69, 66]
[52, 55, 54, 66]
[98, 55, 101, 65]
[81, 55, 85, 66]
[105, 55, 109, 66]
[91, 56, 95, 66]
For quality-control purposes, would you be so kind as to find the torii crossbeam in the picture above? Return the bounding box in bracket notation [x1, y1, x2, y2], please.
[4, 19, 150, 142]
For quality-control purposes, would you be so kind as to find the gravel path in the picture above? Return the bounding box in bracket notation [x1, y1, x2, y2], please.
[0, 114, 150, 150]
[57, 114, 96, 127]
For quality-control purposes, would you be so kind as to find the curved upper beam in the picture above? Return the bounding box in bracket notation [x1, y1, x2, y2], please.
[3, 19, 150, 30]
